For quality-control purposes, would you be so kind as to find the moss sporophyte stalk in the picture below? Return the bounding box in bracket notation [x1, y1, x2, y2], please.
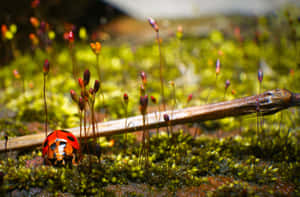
[90, 41, 104, 106]
[148, 17, 166, 111]
[43, 59, 50, 137]
[123, 93, 129, 153]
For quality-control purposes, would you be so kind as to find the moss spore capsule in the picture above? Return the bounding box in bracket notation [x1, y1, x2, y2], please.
[43, 59, 50, 75]
[70, 89, 78, 103]
[216, 59, 220, 75]
[94, 80, 100, 93]
[258, 69, 263, 83]
[148, 17, 159, 32]
[123, 93, 129, 103]
[83, 69, 90, 86]
[225, 80, 230, 90]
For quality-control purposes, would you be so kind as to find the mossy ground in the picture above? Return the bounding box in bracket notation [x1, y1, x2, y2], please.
[0, 128, 299, 196]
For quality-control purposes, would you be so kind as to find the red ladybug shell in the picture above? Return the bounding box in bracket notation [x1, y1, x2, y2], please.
[42, 130, 80, 165]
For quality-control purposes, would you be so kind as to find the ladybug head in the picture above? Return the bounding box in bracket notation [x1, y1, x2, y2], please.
[43, 130, 80, 166]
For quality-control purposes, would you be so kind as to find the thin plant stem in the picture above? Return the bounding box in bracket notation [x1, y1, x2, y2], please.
[143, 114, 147, 166]
[223, 89, 227, 100]
[169, 122, 173, 136]
[79, 109, 83, 159]
[259, 82, 264, 133]
[171, 85, 176, 135]
[193, 127, 198, 138]
[156, 32, 166, 111]
[139, 114, 146, 165]
[206, 75, 218, 104]
[155, 110, 159, 136]
[79, 110, 82, 142]
[285, 129, 291, 149]
[139, 113, 149, 168]
[69, 43, 78, 80]
[146, 116, 150, 168]
[172, 85, 176, 111]
[156, 104, 161, 136]
[124, 105, 128, 154]
[85, 104, 93, 168]
[256, 111, 260, 136]
[255, 96, 261, 144]
[166, 123, 170, 137]
[22, 76, 26, 95]
[10, 40, 16, 59]
[278, 111, 283, 133]
[84, 109, 89, 154]
[4, 135, 8, 161]
[43, 74, 48, 137]
[259, 82, 261, 95]
[96, 54, 105, 106]
[296, 40, 299, 68]
[90, 100, 98, 156]
[96, 54, 100, 81]
[91, 102, 96, 138]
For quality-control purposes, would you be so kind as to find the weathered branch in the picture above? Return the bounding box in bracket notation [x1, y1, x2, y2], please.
[0, 89, 299, 152]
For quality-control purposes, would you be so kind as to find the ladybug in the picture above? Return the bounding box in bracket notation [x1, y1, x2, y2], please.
[42, 130, 80, 166]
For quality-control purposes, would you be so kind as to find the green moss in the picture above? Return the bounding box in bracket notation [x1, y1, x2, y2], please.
[0, 128, 299, 195]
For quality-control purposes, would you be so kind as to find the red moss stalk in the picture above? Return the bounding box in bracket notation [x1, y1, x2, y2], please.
[151, 95, 160, 136]
[139, 95, 149, 167]
[43, 59, 49, 137]
[123, 93, 129, 153]
[68, 31, 78, 80]
[257, 69, 264, 132]
[148, 17, 166, 110]
[4, 134, 8, 160]
[88, 80, 100, 158]
[157, 31, 166, 111]
[91, 42, 105, 106]
[207, 58, 220, 103]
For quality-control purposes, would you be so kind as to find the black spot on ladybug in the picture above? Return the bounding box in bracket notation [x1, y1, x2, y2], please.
[67, 136, 75, 142]
[50, 143, 57, 150]
[44, 140, 48, 147]
[48, 159, 55, 165]
[60, 130, 70, 133]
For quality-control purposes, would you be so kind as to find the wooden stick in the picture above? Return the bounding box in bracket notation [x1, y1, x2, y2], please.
[0, 89, 299, 152]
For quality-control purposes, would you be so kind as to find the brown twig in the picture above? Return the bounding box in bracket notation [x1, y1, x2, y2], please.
[0, 89, 299, 152]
